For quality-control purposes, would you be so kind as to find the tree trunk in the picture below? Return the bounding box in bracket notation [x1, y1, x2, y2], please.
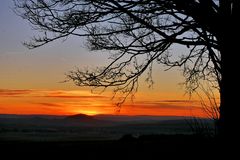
[218, 22, 239, 140]
[218, 46, 237, 139]
[216, 1, 240, 140]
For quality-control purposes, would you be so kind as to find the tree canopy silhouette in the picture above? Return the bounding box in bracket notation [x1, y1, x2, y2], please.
[14, 0, 239, 137]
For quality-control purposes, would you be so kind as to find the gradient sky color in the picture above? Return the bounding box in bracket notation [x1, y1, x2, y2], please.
[0, 1, 208, 117]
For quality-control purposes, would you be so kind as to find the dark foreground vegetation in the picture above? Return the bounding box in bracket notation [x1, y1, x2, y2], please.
[0, 115, 236, 159]
[0, 135, 234, 159]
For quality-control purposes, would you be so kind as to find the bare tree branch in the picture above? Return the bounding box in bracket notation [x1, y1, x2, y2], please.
[14, 1, 239, 136]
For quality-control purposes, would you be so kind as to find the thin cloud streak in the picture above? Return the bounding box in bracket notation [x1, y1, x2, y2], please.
[130, 100, 200, 110]
[0, 89, 107, 99]
[0, 89, 205, 117]
[125, 102, 191, 111]
[157, 100, 197, 103]
[0, 89, 33, 96]
[44, 95, 107, 99]
[34, 102, 64, 108]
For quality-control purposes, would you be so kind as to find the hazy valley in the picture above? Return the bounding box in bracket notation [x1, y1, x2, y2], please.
[0, 114, 213, 141]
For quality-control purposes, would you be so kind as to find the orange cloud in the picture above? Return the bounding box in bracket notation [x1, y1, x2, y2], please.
[34, 102, 64, 108]
[119, 99, 205, 117]
[0, 89, 33, 96]
[132, 100, 198, 109]
[157, 100, 197, 103]
[0, 89, 113, 115]
[0, 89, 207, 117]
[44, 95, 107, 99]
[0, 89, 107, 99]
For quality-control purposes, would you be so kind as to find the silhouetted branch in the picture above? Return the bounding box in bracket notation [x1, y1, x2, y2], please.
[14, 0, 226, 107]
[188, 82, 220, 136]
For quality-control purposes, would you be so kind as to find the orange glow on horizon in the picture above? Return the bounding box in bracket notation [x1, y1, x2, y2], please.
[0, 89, 210, 118]
[72, 109, 102, 116]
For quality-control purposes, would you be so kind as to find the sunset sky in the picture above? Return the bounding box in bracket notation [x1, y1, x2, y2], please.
[0, 1, 208, 117]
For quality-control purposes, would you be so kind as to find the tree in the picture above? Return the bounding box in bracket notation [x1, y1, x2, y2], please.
[14, 0, 239, 138]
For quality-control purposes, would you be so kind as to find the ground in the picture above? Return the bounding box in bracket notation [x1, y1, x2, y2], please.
[0, 135, 230, 159]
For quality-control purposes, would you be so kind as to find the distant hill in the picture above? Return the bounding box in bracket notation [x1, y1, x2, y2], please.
[0, 113, 110, 127]
[0, 114, 202, 126]
[65, 114, 95, 122]
[94, 114, 188, 123]
[0, 113, 214, 141]
[0, 114, 65, 119]
[0, 114, 190, 122]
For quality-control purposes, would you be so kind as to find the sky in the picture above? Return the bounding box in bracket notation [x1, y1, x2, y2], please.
[0, 0, 207, 117]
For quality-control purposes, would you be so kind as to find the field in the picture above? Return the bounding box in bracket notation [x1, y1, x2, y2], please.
[0, 135, 224, 159]
[0, 114, 228, 159]
[0, 114, 203, 141]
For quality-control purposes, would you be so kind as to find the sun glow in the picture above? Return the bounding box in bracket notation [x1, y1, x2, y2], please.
[0, 89, 208, 117]
[75, 110, 100, 116]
